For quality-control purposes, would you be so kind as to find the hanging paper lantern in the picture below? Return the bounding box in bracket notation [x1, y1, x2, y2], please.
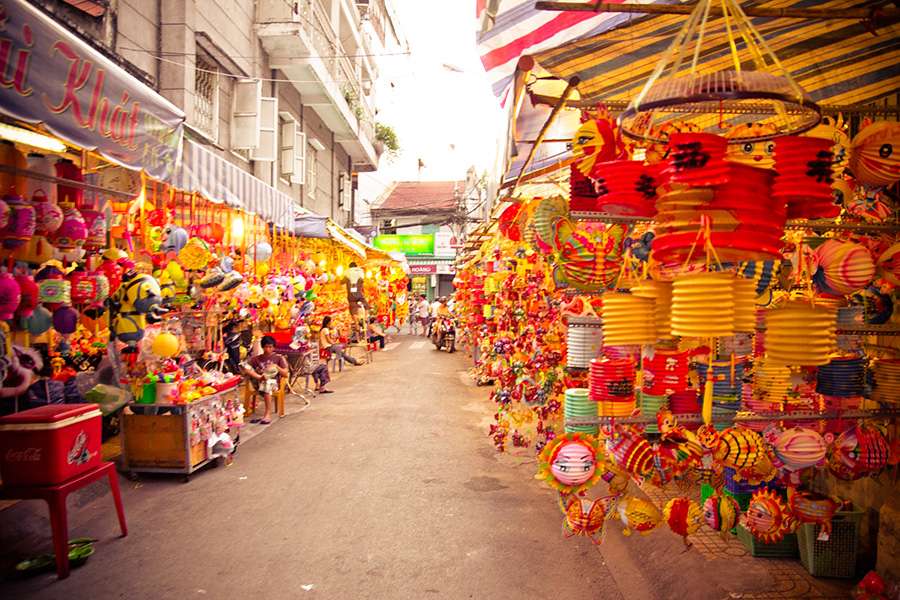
[563, 387, 598, 435]
[787, 489, 840, 539]
[664, 497, 703, 545]
[876, 243, 900, 287]
[68, 269, 97, 305]
[151, 332, 180, 358]
[52, 202, 87, 250]
[0, 273, 21, 320]
[79, 209, 107, 251]
[536, 433, 602, 494]
[725, 123, 777, 168]
[773, 136, 837, 219]
[562, 495, 614, 544]
[829, 423, 890, 480]
[774, 428, 827, 471]
[532, 196, 568, 250]
[566, 322, 603, 369]
[90, 271, 110, 306]
[849, 120, 900, 187]
[0, 191, 35, 249]
[572, 110, 618, 177]
[23, 304, 52, 335]
[0, 140, 27, 193]
[815, 240, 875, 295]
[703, 493, 740, 538]
[617, 495, 662, 536]
[666, 132, 730, 186]
[497, 203, 523, 241]
[704, 426, 766, 472]
[642, 349, 690, 396]
[590, 358, 636, 416]
[871, 359, 900, 405]
[55, 158, 84, 205]
[178, 237, 212, 270]
[52, 306, 78, 334]
[31, 189, 63, 235]
[732, 277, 757, 333]
[606, 427, 655, 478]
[764, 301, 837, 366]
[600, 292, 657, 345]
[590, 160, 657, 217]
[99, 258, 124, 295]
[745, 489, 795, 544]
[36, 266, 71, 310]
[670, 272, 735, 338]
[631, 280, 673, 340]
[14, 273, 38, 318]
[25, 153, 56, 203]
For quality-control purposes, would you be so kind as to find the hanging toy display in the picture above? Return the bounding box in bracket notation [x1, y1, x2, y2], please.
[744, 489, 795, 544]
[536, 433, 603, 494]
[664, 497, 703, 546]
[703, 492, 740, 538]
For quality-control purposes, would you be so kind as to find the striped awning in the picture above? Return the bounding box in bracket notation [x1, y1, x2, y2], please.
[173, 139, 293, 230]
[533, 0, 900, 110]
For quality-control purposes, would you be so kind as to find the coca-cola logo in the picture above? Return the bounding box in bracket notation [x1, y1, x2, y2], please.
[5, 447, 42, 462]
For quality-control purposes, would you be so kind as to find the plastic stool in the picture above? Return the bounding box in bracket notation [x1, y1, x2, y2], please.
[0, 461, 127, 579]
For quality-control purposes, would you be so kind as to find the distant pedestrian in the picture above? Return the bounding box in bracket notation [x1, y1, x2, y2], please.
[415, 294, 430, 336]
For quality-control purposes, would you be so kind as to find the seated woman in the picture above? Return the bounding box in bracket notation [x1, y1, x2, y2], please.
[318, 316, 363, 366]
[367, 317, 386, 349]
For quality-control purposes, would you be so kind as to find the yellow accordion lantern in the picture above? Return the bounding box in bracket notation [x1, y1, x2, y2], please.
[670, 272, 735, 338]
[600, 292, 657, 346]
[732, 276, 758, 333]
[631, 280, 673, 340]
[764, 301, 837, 366]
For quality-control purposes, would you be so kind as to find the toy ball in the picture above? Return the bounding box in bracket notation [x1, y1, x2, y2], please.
[23, 305, 52, 334]
[52, 203, 87, 250]
[14, 274, 38, 318]
[161, 225, 188, 253]
[52, 305, 78, 334]
[849, 120, 900, 187]
[1, 192, 36, 249]
[746, 489, 795, 544]
[152, 332, 180, 358]
[774, 427, 827, 471]
[32, 190, 63, 235]
[550, 440, 597, 486]
[253, 241, 273, 263]
[664, 497, 703, 544]
[703, 493, 740, 537]
[0, 273, 21, 320]
[617, 495, 662, 536]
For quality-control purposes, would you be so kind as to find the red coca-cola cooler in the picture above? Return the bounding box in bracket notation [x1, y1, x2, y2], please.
[0, 404, 102, 487]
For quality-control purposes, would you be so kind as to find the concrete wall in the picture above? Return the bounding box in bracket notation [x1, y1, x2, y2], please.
[116, 0, 159, 81]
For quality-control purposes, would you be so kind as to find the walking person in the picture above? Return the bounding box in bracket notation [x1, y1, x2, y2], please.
[415, 294, 430, 336]
[318, 316, 363, 366]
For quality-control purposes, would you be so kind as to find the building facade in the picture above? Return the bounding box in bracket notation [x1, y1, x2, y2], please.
[30, 0, 402, 225]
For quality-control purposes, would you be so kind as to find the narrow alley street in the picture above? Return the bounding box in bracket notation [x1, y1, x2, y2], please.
[0, 337, 795, 600]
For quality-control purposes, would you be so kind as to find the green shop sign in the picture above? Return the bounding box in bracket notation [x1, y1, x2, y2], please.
[373, 234, 434, 255]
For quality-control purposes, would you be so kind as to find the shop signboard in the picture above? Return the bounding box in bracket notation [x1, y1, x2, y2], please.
[436, 263, 455, 275]
[433, 230, 456, 257]
[409, 264, 437, 275]
[0, 0, 186, 181]
[373, 234, 434, 255]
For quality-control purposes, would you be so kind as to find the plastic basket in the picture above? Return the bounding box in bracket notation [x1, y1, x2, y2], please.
[797, 509, 863, 578]
[736, 524, 799, 558]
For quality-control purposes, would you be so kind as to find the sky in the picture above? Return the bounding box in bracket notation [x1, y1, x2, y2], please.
[364, 0, 505, 186]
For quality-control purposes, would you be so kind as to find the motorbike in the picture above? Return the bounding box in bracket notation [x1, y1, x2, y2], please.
[431, 316, 456, 353]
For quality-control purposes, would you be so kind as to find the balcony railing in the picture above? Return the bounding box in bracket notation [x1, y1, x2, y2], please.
[300, 0, 375, 141]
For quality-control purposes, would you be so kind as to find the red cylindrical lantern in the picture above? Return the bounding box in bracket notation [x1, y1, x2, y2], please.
[773, 136, 837, 219]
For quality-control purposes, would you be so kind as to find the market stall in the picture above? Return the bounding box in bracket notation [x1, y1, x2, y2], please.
[461, 0, 900, 581]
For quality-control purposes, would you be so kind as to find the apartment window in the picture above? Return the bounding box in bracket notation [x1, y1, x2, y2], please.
[194, 53, 219, 141]
[306, 145, 317, 198]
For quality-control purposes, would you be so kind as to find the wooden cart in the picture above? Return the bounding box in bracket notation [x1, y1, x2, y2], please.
[120, 387, 242, 482]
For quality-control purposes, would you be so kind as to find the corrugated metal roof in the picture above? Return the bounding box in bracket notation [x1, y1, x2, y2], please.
[372, 181, 465, 214]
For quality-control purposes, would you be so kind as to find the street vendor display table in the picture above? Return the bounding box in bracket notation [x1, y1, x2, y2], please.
[120, 386, 242, 481]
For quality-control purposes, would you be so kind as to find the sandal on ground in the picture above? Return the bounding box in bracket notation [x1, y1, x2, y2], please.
[318, 388, 334, 394]
[259, 418, 272, 425]
[249, 418, 262, 424]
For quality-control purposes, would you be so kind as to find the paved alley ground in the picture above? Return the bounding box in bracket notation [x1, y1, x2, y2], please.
[0, 336, 849, 599]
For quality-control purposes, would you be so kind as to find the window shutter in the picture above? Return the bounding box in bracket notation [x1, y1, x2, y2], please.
[251, 97, 278, 161]
[232, 79, 261, 150]
[291, 130, 307, 185]
[339, 172, 352, 208]
[280, 118, 297, 177]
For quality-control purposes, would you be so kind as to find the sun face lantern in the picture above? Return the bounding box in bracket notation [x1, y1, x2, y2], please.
[849, 120, 900, 187]
[703, 493, 740, 539]
[536, 433, 602, 494]
[745, 489, 795, 544]
[572, 107, 619, 178]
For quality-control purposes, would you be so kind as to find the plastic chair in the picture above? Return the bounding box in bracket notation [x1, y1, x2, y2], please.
[242, 377, 286, 418]
[0, 462, 127, 579]
[320, 347, 344, 373]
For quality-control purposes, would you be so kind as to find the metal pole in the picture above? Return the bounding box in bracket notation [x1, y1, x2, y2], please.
[534, 2, 899, 20]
